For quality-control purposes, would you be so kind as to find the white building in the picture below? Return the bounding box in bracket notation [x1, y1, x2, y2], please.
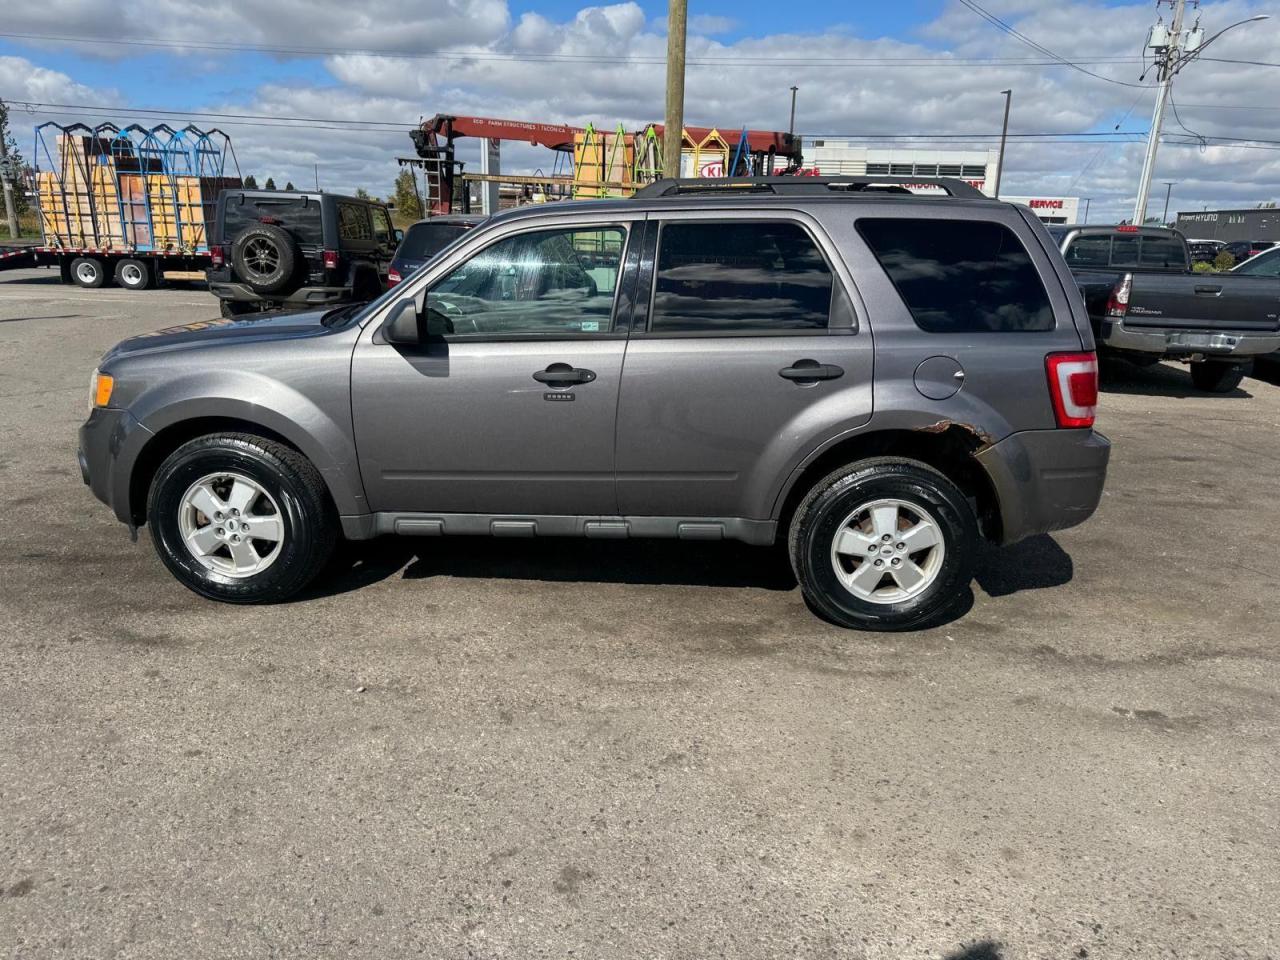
[803, 140, 1082, 223]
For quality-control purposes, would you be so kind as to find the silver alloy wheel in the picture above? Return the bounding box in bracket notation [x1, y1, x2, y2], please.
[829, 497, 946, 605]
[75, 261, 100, 284]
[177, 472, 284, 578]
[119, 262, 144, 287]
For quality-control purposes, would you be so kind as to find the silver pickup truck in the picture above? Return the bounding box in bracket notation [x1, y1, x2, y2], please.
[1048, 224, 1280, 392]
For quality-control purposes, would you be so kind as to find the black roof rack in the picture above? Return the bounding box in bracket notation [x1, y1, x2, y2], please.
[632, 176, 989, 200]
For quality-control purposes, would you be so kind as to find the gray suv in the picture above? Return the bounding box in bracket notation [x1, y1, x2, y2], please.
[79, 177, 1110, 630]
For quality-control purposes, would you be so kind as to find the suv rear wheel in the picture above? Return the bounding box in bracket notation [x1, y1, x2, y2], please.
[147, 433, 336, 603]
[789, 458, 978, 631]
[231, 223, 300, 295]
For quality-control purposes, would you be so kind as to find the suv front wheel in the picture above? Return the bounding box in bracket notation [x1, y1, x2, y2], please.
[789, 459, 978, 631]
[147, 433, 336, 603]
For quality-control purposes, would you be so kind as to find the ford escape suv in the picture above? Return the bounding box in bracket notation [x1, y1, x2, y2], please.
[80, 177, 1110, 631]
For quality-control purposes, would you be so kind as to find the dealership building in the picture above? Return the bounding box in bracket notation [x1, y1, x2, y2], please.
[1173, 208, 1280, 242]
[802, 140, 1082, 223]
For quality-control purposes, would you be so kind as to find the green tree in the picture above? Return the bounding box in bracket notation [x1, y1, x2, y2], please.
[284, 181, 295, 191]
[355, 187, 370, 200]
[264, 177, 277, 191]
[242, 174, 258, 189]
[1213, 251, 1235, 271]
[0, 99, 31, 216]
[393, 168, 423, 222]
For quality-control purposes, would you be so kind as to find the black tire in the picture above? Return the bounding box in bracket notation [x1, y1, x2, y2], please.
[230, 223, 299, 295]
[1190, 361, 1246, 393]
[788, 458, 978, 631]
[147, 433, 336, 603]
[114, 257, 153, 290]
[70, 256, 107, 288]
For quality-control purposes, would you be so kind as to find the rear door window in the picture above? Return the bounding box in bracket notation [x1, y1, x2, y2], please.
[221, 196, 323, 246]
[648, 220, 833, 333]
[856, 218, 1054, 333]
[1110, 235, 1141, 267]
[338, 202, 372, 242]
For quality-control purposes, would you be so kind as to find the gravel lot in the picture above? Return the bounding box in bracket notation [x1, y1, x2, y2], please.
[2, 268, 1278, 960]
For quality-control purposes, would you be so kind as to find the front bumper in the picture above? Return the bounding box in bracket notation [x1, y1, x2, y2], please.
[1099, 320, 1280, 359]
[78, 407, 154, 527]
[975, 428, 1111, 546]
[207, 281, 352, 307]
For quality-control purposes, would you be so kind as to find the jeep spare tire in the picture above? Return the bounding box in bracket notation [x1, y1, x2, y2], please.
[231, 223, 299, 294]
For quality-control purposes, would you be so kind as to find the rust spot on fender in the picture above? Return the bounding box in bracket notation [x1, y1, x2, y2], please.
[914, 419, 995, 449]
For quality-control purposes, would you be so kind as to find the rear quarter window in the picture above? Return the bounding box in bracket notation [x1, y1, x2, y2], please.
[856, 218, 1054, 333]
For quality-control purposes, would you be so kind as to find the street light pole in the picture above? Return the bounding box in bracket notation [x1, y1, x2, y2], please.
[1082, 198, 1091, 224]
[1161, 181, 1177, 224]
[662, 0, 688, 180]
[788, 86, 798, 137]
[994, 89, 1012, 199]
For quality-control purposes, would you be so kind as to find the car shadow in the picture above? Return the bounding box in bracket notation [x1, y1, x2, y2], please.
[1099, 358, 1253, 398]
[0, 272, 63, 286]
[300, 531, 1075, 611]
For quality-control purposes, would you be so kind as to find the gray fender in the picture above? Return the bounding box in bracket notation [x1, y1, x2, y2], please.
[126, 371, 367, 516]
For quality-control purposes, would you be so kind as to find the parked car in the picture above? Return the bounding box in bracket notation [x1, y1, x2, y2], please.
[1234, 247, 1280, 373]
[1187, 239, 1225, 264]
[388, 214, 484, 288]
[1047, 224, 1280, 392]
[206, 189, 397, 318]
[80, 176, 1110, 631]
[1222, 240, 1278, 266]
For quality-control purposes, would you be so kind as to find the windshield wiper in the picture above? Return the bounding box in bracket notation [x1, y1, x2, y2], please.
[321, 302, 363, 327]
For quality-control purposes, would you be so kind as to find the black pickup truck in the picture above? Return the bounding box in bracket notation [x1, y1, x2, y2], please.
[1047, 225, 1280, 392]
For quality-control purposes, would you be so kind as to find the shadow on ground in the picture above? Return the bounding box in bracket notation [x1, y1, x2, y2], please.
[1099, 358, 1252, 399]
[303, 531, 1074, 609]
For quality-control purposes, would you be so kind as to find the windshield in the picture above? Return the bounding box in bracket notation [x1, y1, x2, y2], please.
[398, 222, 473, 260]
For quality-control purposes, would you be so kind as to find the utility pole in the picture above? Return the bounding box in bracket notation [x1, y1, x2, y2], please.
[1082, 198, 1091, 224]
[994, 89, 1012, 199]
[0, 99, 20, 240]
[1161, 181, 1177, 223]
[662, 0, 688, 180]
[1132, 5, 1267, 224]
[1133, 0, 1186, 225]
[788, 86, 798, 136]
[314, 163, 320, 192]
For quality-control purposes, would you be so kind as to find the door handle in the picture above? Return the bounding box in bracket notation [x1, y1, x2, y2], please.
[1194, 285, 1222, 295]
[533, 363, 596, 385]
[779, 360, 844, 383]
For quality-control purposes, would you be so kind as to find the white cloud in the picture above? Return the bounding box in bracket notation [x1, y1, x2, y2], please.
[4, 0, 1279, 219]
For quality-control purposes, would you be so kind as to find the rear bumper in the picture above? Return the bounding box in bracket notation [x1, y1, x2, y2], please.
[976, 428, 1111, 545]
[1099, 319, 1280, 358]
[207, 281, 352, 307]
[78, 407, 154, 527]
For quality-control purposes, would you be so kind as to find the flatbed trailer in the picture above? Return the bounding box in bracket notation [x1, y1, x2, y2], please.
[3, 121, 240, 289]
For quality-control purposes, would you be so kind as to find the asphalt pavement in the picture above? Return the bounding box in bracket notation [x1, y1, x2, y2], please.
[1, 268, 1278, 959]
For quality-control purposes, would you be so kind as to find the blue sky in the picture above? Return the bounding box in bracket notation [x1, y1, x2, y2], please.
[1, 0, 1277, 220]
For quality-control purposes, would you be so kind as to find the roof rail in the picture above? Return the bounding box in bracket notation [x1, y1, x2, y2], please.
[632, 176, 989, 200]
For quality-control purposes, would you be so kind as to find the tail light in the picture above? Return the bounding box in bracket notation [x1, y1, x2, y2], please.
[323, 249, 339, 270]
[1046, 352, 1099, 429]
[1106, 272, 1131, 318]
[210, 244, 225, 268]
[387, 267, 402, 288]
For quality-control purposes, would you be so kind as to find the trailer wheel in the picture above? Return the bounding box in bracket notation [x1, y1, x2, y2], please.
[114, 258, 154, 291]
[70, 257, 107, 289]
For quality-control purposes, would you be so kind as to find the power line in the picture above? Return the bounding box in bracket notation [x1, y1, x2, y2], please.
[956, 0, 1154, 88]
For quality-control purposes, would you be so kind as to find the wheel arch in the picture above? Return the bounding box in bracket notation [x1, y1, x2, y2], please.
[126, 402, 365, 526]
[773, 426, 1003, 543]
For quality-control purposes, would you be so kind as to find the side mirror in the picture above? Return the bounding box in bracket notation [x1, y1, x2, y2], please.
[382, 299, 420, 345]
[394, 228, 404, 244]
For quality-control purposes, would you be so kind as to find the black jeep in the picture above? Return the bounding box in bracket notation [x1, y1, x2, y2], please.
[206, 190, 397, 317]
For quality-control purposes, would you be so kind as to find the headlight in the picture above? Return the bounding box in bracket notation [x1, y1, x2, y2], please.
[90, 369, 114, 409]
